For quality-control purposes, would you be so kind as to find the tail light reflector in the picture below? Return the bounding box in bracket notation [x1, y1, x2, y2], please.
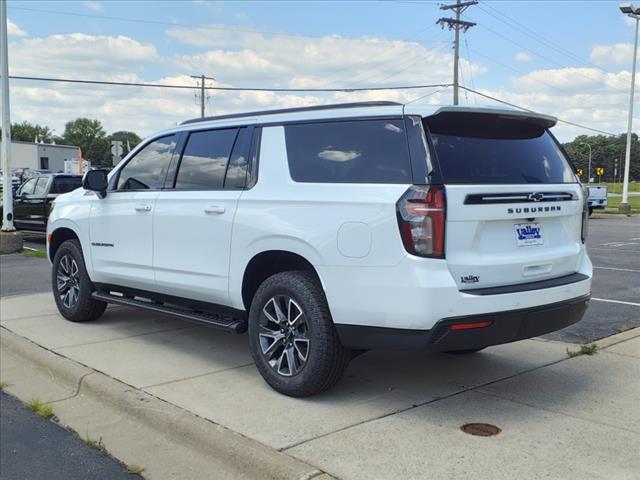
[450, 321, 493, 331]
[396, 185, 446, 258]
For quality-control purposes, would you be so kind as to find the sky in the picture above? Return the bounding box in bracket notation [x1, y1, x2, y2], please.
[5, 0, 639, 142]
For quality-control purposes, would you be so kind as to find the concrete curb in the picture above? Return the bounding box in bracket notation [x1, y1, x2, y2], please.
[0, 329, 329, 480]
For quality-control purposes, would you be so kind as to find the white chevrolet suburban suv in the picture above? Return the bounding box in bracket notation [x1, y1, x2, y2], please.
[47, 102, 592, 396]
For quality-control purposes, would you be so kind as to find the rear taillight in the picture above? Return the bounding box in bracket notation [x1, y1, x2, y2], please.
[396, 185, 446, 258]
[581, 185, 589, 243]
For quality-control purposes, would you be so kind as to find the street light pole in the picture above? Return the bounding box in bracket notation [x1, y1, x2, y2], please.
[619, 3, 640, 211]
[1, 0, 15, 231]
[581, 142, 592, 183]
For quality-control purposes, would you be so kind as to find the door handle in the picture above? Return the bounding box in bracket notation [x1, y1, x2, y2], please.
[204, 205, 226, 215]
[134, 204, 152, 212]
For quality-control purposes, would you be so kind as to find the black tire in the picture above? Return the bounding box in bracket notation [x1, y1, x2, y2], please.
[52, 239, 107, 322]
[445, 348, 486, 355]
[248, 271, 350, 397]
[588, 207, 594, 217]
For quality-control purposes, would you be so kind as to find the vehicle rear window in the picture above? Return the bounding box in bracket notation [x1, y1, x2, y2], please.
[51, 177, 82, 194]
[284, 119, 412, 184]
[425, 113, 576, 184]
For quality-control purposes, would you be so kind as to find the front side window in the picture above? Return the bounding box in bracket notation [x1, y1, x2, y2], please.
[117, 135, 176, 190]
[284, 119, 412, 184]
[34, 177, 49, 196]
[18, 177, 37, 195]
[175, 128, 238, 190]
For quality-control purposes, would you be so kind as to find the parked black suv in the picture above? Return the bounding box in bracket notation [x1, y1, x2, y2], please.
[3, 173, 83, 232]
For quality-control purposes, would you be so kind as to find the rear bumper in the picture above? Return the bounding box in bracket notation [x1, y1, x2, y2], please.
[336, 294, 590, 351]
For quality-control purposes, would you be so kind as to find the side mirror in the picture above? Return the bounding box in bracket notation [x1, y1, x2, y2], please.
[83, 170, 108, 199]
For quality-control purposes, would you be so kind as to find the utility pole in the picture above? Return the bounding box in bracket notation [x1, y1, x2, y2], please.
[190, 74, 215, 118]
[437, 0, 477, 105]
[1, 0, 15, 231]
[618, 3, 639, 211]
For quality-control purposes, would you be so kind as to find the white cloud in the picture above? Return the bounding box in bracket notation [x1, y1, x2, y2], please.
[515, 52, 534, 62]
[590, 43, 634, 68]
[5, 26, 635, 144]
[83, 1, 104, 12]
[9, 33, 158, 78]
[8, 19, 27, 37]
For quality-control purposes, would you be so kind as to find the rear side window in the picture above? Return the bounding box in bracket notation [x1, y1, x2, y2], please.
[426, 113, 576, 184]
[51, 177, 82, 194]
[117, 135, 176, 190]
[175, 128, 238, 190]
[284, 119, 412, 184]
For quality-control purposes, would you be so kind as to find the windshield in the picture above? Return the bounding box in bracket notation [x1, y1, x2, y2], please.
[425, 113, 576, 184]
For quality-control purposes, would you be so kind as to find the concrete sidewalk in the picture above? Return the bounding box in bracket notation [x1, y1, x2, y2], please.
[1, 292, 639, 479]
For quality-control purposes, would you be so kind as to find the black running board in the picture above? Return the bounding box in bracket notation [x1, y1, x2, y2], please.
[92, 291, 247, 333]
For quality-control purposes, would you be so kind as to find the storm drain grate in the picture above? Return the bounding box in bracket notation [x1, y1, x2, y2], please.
[460, 423, 502, 437]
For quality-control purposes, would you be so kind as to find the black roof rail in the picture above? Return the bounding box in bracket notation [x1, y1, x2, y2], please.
[180, 101, 402, 125]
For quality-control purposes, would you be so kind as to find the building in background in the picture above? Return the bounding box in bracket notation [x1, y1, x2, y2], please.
[2, 140, 80, 173]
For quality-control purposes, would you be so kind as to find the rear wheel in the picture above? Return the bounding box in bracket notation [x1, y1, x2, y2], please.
[52, 239, 106, 322]
[248, 271, 350, 397]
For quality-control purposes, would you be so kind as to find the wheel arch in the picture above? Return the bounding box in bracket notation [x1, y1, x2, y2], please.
[49, 227, 81, 262]
[240, 250, 324, 312]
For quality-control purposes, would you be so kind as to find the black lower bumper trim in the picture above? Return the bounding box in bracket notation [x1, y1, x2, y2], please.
[335, 294, 590, 351]
[460, 272, 589, 296]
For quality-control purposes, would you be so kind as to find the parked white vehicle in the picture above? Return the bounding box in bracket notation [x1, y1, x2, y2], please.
[47, 102, 592, 396]
[587, 185, 608, 215]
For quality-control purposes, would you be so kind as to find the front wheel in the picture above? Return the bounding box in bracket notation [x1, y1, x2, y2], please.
[52, 239, 106, 322]
[248, 271, 350, 397]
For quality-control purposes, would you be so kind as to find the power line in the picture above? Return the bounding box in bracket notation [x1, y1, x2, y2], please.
[7, 5, 436, 43]
[479, 2, 608, 73]
[475, 22, 626, 94]
[463, 31, 477, 104]
[458, 86, 617, 136]
[8, 75, 451, 93]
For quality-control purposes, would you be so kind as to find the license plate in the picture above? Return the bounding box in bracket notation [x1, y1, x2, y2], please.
[514, 223, 543, 246]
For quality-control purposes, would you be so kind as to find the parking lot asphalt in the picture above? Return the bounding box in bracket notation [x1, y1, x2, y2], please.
[0, 391, 140, 480]
[544, 215, 640, 343]
[2, 293, 639, 480]
[2, 215, 637, 344]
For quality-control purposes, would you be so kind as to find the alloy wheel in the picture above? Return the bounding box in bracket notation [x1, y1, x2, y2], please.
[56, 254, 80, 308]
[258, 295, 310, 376]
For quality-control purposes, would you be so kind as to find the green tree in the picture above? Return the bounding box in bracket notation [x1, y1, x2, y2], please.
[563, 133, 639, 183]
[108, 131, 142, 156]
[61, 118, 110, 166]
[10, 121, 54, 143]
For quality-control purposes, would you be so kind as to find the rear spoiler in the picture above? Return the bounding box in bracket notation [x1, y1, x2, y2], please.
[427, 106, 557, 129]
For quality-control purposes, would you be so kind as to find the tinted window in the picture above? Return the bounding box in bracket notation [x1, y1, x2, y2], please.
[51, 176, 82, 194]
[285, 119, 412, 184]
[224, 128, 250, 189]
[426, 113, 576, 184]
[175, 129, 238, 190]
[19, 178, 37, 195]
[117, 135, 176, 190]
[34, 177, 49, 195]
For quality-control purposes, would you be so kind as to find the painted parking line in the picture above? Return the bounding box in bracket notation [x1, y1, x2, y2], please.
[591, 297, 640, 307]
[593, 266, 640, 273]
